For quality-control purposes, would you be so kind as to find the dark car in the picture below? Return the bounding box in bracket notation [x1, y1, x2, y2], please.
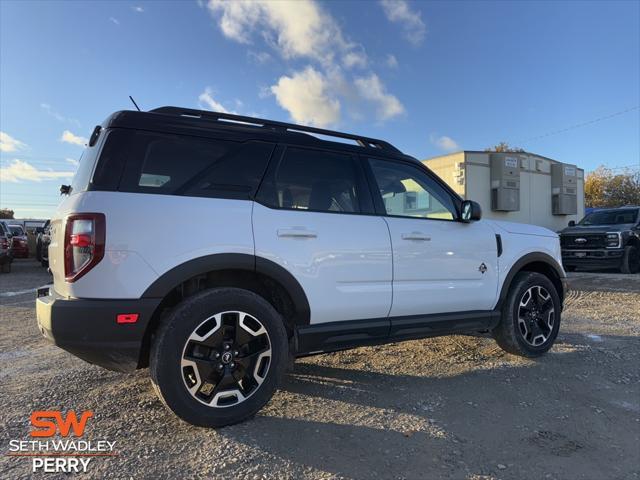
[0, 221, 13, 273]
[35, 220, 51, 267]
[8, 224, 29, 258]
[559, 206, 640, 274]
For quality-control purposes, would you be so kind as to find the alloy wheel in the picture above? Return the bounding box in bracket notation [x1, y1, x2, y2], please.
[180, 311, 271, 407]
[517, 286, 555, 347]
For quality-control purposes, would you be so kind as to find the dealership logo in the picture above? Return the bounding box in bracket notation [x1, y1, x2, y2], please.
[6, 410, 116, 474]
[574, 237, 587, 243]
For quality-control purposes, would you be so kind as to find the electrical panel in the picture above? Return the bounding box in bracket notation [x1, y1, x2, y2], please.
[490, 155, 520, 211]
[551, 163, 577, 215]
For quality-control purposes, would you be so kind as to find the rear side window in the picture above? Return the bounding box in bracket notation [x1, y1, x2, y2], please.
[256, 147, 365, 213]
[113, 131, 274, 199]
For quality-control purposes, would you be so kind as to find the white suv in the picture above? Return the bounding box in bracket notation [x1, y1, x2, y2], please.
[37, 107, 566, 427]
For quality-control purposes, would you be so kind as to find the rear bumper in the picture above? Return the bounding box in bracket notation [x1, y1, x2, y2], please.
[561, 248, 624, 268]
[36, 286, 161, 372]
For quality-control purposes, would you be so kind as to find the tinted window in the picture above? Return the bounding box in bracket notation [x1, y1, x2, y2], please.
[116, 131, 274, 199]
[579, 208, 639, 226]
[9, 226, 24, 235]
[257, 147, 362, 213]
[368, 159, 457, 220]
[69, 133, 101, 195]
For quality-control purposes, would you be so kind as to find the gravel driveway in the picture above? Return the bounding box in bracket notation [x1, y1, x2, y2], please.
[1, 260, 639, 479]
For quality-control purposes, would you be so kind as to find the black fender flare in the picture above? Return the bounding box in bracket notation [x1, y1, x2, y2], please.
[497, 252, 566, 308]
[142, 253, 310, 326]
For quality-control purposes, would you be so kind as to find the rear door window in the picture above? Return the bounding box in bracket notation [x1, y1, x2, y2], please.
[256, 146, 370, 214]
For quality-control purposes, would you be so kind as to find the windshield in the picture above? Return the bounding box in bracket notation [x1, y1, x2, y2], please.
[9, 226, 24, 235]
[579, 208, 639, 226]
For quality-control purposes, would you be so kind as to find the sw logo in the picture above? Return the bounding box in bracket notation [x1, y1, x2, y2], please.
[30, 410, 93, 437]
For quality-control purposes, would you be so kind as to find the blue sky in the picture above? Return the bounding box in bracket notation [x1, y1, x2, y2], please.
[1, 0, 638, 218]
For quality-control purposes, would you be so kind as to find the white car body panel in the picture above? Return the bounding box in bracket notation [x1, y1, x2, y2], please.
[49, 192, 254, 299]
[48, 194, 563, 319]
[384, 217, 499, 316]
[252, 202, 393, 324]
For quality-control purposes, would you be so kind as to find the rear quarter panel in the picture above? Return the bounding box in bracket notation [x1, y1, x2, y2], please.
[49, 192, 254, 299]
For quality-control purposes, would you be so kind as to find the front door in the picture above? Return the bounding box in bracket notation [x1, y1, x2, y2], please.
[366, 157, 499, 317]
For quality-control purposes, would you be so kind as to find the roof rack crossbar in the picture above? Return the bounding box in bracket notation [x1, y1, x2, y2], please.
[149, 106, 400, 153]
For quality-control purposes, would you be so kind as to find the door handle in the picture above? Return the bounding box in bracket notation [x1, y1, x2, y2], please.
[277, 228, 318, 238]
[401, 231, 431, 241]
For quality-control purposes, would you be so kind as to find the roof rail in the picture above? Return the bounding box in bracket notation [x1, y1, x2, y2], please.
[149, 106, 401, 153]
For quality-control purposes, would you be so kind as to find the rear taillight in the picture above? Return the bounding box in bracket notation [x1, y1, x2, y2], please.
[64, 213, 105, 282]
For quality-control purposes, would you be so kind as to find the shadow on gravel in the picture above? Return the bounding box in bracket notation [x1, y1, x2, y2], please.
[214, 333, 639, 480]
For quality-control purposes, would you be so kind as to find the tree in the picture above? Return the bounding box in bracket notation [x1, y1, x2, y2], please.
[484, 142, 525, 153]
[0, 208, 14, 219]
[584, 166, 640, 208]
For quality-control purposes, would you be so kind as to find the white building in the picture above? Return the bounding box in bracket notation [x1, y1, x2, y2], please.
[424, 151, 585, 231]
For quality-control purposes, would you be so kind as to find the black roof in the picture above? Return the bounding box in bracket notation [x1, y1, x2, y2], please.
[103, 106, 414, 161]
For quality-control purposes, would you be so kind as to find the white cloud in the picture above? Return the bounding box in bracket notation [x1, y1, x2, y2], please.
[247, 50, 272, 64]
[431, 134, 459, 151]
[271, 66, 340, 127]
[385, 54, 398, 68]
[206, 0, 366, 69]
[109, 17, 120, 25]
[354, 74, 404, 121]
[0, 132, 26, 153]
[132, 6, 144, 13]
[66, 158, 80, 167]
[342, 50, 367, 69]
[198, 87, 235, 113]
[60, 130, 88, 146]
[379, 0, 426, 46]
[40, 103, 80, 126]
[1, 159, 75, 183]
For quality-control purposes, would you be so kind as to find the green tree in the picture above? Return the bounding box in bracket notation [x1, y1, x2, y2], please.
[484, 142, 525, 153]
[0, 208, 15, 219]
[584, 166, 640, 208]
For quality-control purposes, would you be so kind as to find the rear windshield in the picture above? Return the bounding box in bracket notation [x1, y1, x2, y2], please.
[69, 131, 103, 195]
[579, 208, 639, 225]
[9, 226, 24, 235]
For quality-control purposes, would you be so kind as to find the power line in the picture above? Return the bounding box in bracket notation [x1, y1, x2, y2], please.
[517, 105, 640, 144]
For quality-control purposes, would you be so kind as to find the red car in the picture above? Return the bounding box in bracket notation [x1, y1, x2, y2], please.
[8, 224, 29, 258]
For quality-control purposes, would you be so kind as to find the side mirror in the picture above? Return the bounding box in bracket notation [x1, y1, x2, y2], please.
[461, 200, 482, 223]
[568, 220, 576, 227]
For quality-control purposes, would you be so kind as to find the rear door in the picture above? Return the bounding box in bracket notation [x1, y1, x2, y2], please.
[253, 146, 393, 327]
[365, 157, 499, 317]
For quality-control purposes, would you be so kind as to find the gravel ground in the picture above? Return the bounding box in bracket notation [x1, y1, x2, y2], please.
[1, 259, 639, 480]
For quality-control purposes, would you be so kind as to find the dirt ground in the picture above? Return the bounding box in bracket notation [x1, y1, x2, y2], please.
[1, 259, 639, 480]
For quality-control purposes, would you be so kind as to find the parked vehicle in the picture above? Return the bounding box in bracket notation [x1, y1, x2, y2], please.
[560, 206, 640, 274]
[36, 107, 567, 427]
[35, 220, 51, 267]
[0, 221, 13, 273]
[8, 224, 29, 258]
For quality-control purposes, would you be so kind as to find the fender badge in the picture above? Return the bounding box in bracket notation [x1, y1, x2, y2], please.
[479, 263, 487, 274]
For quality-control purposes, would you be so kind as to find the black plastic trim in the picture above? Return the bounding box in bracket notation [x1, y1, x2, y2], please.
[141, 253, 311, 326]
[496, 234, 503, 257]
[295, 310, 500, 356]
[36, 290, 161, 373]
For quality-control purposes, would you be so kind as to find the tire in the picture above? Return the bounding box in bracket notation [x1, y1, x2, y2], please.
[564, 265, 576, 272]
[41, 258, 48, 268]
[0, 263, 11, 273]
[150, 287, 289, 428]
[492, 271, 561, 357]
[35, 242, 42, 262]
[620, 245, 639, 274]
